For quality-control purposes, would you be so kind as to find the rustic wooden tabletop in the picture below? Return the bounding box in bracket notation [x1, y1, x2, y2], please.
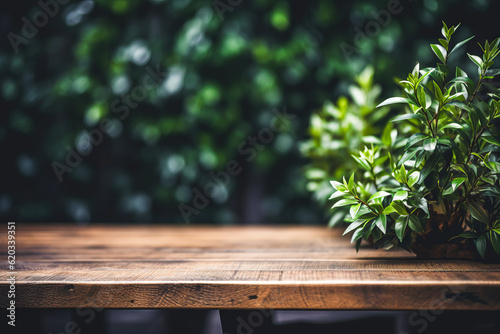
[1, 224, 500, 310]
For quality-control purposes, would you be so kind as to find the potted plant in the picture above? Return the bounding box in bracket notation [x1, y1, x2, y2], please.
[329, 23, 500, 260]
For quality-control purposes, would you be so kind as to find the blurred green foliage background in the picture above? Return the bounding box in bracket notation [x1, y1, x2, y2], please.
[0, 0, 498, 224]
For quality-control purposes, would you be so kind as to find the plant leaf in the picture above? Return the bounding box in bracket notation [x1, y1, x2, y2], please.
[351, 227, 364, 243]
[406, 133, 430, 150]
[348, 173, 355, 192]
[343, 219, 364, 236]
[392, 113, 427, 123]
[468, 201, 490, 225]
[431, 44, 447, 63]
[350, 203, 362, 219]
[397, 147, 423, 168]
[407, 171, 420, 187]
[451, 177, 466, 191]
[482, 136, 500, 146]
[375, 214, 387, 234]
[391, 201, 408, 215]
[419, 151, 441, 184]
[449, 36, 475, 57]
[393, 190, 408, 201]
[376, 97, 413, 108]
[423, 138, 437, 151]
[368, 191, 392, 202]
[330, 181, 344, 191]
[459, 232, 478, 239]
[441, 123, 463, 130]
[329, 190, 346, 200]
[352, 155, 371, 171]
[395, 215, 408, 242]
[475, 234, 487, 259]
[332, 198, 359, 209]
[490, 231, 500, 255]
[468, 53, 483, 68]
[408, 215, 425, 232]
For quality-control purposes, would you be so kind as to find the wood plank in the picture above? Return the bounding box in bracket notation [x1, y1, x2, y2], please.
[8, 282, 500, 310]
[1, 224, 500, 310]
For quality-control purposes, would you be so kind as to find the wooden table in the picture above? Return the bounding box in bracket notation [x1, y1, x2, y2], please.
[2, 225, 500, 332]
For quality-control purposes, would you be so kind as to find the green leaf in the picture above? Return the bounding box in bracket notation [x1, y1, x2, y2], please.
[468, 53, 483, 68]
[490, 231, 500, 255]
[482, 136, 500, 146]
[456, 66, 468, 78]
[423, 138, 437, 152]
[485, 68, 500, 77]
[397, 147, 422, 168]
[475, 234, 487, 259]
[459, 232, 478, 239]
[399, 165, 407, 181]
[355, 238, 362, 252]
[405, 133, 430, 150]
[407, 171, 420, 187]
[330, 181, 347, 192]
[416, 68, 435, 88]
[417, 86, 431, 109]
[392, 113, 427, 123]
[393, 190, 408, 201]
[441, 22, 448, 38]
[329, 190, 346, 200]
[348, 173, 355, 192]
[486, 161, 500, 173]
[351, 227, 364, 243]
[352, 155, 371, 171]
[451, 177, 466, 191]
[350, 203, 362, 219]
[368, 191, 392, 202]
[420, 151, 441, 184]
[441, 123, 463, 130]
[375, 214, 387, 234]
[449, 36, 475, 57]
[332, 198, 358, 209]
[395, 215, 408, 242]
[445, 92, 467, 103]
[391, 201, 408, 215]
[468, 202, 490, 225]
[438, 38, 448, 50]
[433, 81, 444, 104]
[382, 123, 393, 147]
[408, 215, 425, 232]
[431, 44, 447, 63]
[343, 219, 364, 236]
[376, 97, 413, 108]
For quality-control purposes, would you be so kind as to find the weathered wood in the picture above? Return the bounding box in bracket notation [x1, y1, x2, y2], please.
[1, 225, 500, 310]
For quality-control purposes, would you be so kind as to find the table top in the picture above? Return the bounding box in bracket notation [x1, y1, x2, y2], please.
[1, 224, 500, 310]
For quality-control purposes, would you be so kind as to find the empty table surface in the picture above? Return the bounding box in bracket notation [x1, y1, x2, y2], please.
[1, 225, 500, 310]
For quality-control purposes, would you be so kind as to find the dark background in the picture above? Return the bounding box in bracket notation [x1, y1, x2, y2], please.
[1, 0, 499, 225]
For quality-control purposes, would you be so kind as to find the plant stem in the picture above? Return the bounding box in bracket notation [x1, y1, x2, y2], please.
[355, 196, 379, 215]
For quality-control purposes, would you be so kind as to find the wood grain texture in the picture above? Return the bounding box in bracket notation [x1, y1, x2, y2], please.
[1, 224, 500, 310]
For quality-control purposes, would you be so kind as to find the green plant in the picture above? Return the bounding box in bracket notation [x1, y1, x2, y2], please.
[331, 23, 500, 258]
[300, 67, 390, 226]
